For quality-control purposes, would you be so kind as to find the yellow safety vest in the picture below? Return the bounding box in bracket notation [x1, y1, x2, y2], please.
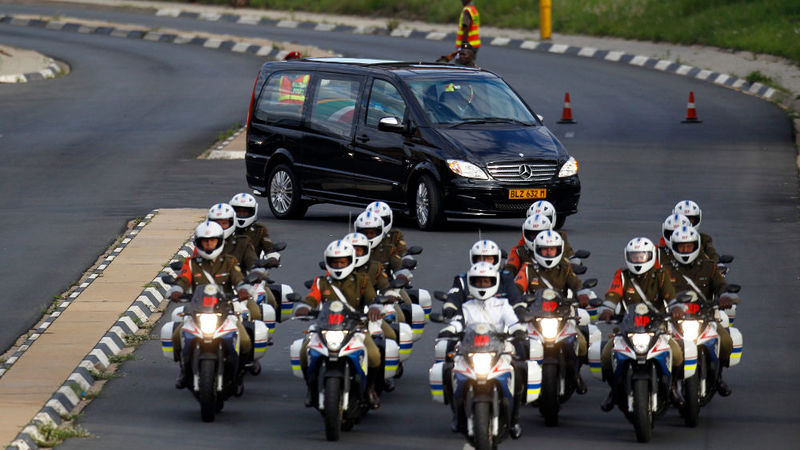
[456, 5, 481, 49]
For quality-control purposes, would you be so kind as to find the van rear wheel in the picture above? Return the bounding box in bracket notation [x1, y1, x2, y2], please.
[414, 175, 445, 230]
[267, 164, 307, 219]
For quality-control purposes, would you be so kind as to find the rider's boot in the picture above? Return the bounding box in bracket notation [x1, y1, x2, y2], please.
[670, 379, 685, 408]
[600, 389, 615, 412]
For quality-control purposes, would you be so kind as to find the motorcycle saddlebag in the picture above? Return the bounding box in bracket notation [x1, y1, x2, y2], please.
[429, 361, 445, 403]
[290, 338, 304, 379]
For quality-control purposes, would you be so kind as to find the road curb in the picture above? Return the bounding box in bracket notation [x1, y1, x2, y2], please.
[0, 56, 63, 84]
[4, 211, 200, 450]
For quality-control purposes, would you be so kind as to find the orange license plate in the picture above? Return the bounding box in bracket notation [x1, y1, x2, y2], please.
[508, 188, 547, 200]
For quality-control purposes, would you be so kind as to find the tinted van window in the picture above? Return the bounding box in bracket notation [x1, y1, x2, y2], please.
[309, 75, 360, 138]
[407, 78, 536, 125]
[366, 79, 407, 127]
[254, 71, 311, 126]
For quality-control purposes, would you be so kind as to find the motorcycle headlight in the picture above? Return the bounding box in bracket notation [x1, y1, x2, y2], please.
[198, 313, 219, 336]
[558, 157, 578, 177]
[680, 320, 701, 342]
[470, 352, 495, 377]
[538, 317, 561, 340]
[628, 332, 652, 355]
[447, 159, 488, 180]
[323, 330, 347, 352]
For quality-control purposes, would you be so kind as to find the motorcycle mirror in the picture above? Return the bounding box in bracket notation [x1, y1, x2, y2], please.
[517, 309, 536, 323]
[406, 246, 423, 255]
[677, 292, 695, 303]
[573, 249, 591, 259]
[719, 254, 734, 264]
[169, 260, 183, 271]
[286, 292, 301, 302]
[501, 248, 508, 259]
[588, 297, 603, 307]
[318, 261, 326, 270]
[271, 241, 287, 252]
[429, 312, 445, 323]
[161, 274, 176, 285]
[571, 263, 587, 275]
[389, 278, 406, 289]
[374, 295, 392, 304]
[582, 278, 598, 289]
[433, 290, 448, 302]
[303, 279, 313, 289]
[725, 284, 741, 293]
[401, 258, 417, 270]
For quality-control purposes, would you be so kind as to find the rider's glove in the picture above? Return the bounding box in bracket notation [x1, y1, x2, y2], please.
[294, 304, 311, 317]
[237, 288, 250, 302]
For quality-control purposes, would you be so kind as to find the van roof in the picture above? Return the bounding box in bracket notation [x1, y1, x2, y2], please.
[281, 57, 487, 77]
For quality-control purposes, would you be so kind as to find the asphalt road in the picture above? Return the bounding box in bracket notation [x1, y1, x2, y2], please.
[1, 1, 799, 448]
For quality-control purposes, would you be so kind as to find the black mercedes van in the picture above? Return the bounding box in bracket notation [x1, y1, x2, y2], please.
[245, 58, 580, 230]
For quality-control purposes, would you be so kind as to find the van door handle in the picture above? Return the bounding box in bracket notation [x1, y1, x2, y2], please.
[356, 134, 370, 143]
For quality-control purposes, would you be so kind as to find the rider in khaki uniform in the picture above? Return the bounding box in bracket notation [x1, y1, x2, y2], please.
[207, 203, 266, 319]
[598, 237, 685, 410]
[366, 202, 408, 273]
[504, 207, 575, 274]
[295, 240, 389, 408]
[656, 213, 691, 268]
[514, 230, 589, 393]
[344, 232, 407, 324]
[674, 200, 720, 263]
[664, 225, 737, 396]
[230, 193, 275, 256]
[167, 221, 253, 388]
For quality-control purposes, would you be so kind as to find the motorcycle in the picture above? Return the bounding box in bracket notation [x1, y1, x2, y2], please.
[159, 283, 268, 422]
[384, 246, 432, 338]
[429, 322, 540, 450]
[289, 296, 400, 441]
[525, 281, 600, 426]
[671, 285, 743, 426]
[248, 241, 295, 325]
[588, 303, 697, 442]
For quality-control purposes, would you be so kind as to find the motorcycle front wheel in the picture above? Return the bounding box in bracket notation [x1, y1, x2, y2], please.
[632, 378, 653, 442]
[472, 401, 494, 450]
[540, 364, 560, 426]
[324, 377, 344, 441]
[199, 359, 217, 422]
[682, 371, 700, 427]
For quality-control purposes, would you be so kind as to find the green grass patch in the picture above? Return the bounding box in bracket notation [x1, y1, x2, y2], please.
[124, 333, 156, 347]
[167, 0, 800, 64]
[34, 423, 93, 447]
[109, 353, 137, 363]
[89, 369, 120, 381]
[218, 123, 243, 142]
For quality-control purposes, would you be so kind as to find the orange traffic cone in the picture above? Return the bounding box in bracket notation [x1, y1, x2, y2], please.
[557, 92, 576, 124]
[681, 91, 702, 123]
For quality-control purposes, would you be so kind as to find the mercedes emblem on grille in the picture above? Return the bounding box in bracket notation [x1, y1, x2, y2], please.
[518, 164, 534, 180]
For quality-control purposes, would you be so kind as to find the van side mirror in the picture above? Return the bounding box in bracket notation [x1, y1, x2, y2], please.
[378, 117, 404, 133]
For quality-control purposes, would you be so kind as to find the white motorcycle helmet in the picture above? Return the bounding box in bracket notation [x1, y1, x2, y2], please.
[533, 230, 564, 269]
[207, 203, 236, 240]
[229, 193, 258, 229]
[673, 200, 702, 230]
[467, 261, 500, 301]
[354, 211, 384, 249]
[523, 214, 553, 252]
[324, 240, 356, 280]
[194, 221, 225, 261]
[670, 225, 702, 265]
[342, 232, 371, 269]
[526, 200, 557, 226]
[366, 201, 393, 235]
[625, 237, 656, 275]
[662, 213, 691, 243]
[469, 240, 502, 272]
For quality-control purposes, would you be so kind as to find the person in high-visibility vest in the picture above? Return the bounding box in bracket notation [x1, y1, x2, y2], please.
[456, 0, 480, 56]
[278, 73, 309, 105]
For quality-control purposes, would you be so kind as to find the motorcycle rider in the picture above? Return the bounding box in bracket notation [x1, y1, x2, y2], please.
[439, 261, 527, 439]
[598, 237, 685, 411]
[504, 213, 554, 274]
[207, 203, 267, 320]
[513, 230, 589, 394]
[294, 240, 390, 408]
[355, 212, 414, 309]
[665, 225, 738, 396]
[673, 200, 719, 263]
[167, 221, 253, 389]
[229, 192, 276, 258]
[443, 239, 521, 318]
[526, 201, 575, 258]
[657, 213, 692, 267]
[366, 202, 408, 273]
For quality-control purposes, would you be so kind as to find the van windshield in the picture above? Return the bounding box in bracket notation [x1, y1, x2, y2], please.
[407, 78, 537, 126]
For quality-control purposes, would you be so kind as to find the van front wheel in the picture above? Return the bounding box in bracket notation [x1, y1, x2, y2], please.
[414, 175, 445, 230]
[267, 164, 307, 219]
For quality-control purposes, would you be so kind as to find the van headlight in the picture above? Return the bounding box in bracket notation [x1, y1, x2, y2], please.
[470, 352, 495, 377]
[447, 160, 488, 180]
[628, 332, 652, 355]
[198, 313, 219, 336]
[558, 157, 578, 177]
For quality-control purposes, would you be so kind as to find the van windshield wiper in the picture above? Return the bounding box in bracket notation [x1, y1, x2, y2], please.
[447, 117, 532, 127]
